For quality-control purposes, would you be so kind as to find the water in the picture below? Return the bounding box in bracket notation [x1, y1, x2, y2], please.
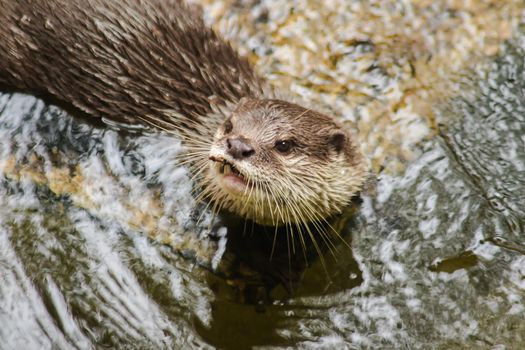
[1, 1, 525, 349]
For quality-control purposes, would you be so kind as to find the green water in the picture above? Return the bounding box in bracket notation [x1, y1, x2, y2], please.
[1, 11, 525, 350]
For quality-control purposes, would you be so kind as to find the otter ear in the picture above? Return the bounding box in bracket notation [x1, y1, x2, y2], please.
[329, 132, 346, 153]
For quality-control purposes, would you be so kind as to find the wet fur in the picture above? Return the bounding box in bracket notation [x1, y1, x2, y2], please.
[204, 98, 366, 226]
[0, 0, 367, 234]
[0, 0, 263, 126]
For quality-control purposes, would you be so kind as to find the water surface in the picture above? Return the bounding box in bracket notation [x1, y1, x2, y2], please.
[1, 1, 525, 349]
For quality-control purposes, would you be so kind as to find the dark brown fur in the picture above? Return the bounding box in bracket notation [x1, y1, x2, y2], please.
[0, 0, 263, 127]
[0, 0, 367, 228]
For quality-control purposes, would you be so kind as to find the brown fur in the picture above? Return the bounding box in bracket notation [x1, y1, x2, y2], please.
[204, 98, 367, 226]
[0, 0, 367, 228]
[0, 0, 263, 125]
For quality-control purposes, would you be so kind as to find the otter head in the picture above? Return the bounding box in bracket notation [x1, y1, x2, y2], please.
[201, 98, 367, 227]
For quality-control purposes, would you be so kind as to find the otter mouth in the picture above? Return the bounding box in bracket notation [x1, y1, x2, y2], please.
[219, 160, 243, 178]
[209, 155, 249, 193]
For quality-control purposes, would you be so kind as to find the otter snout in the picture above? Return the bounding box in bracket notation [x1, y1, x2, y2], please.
[226, 137, 255, 159]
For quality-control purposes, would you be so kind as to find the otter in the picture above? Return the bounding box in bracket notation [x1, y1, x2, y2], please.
[0, 0, 367, 228]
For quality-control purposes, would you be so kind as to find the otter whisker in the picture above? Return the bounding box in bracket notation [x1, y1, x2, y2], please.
[262, 183, 276, 227]
[273, 174, 335, 264]
[0, 0, 367, 274]
[291, 190, 340, 257]
[194, 194, 214, 228]
[176, 157, 208, 167]
[292, 195, 341, 257]
[185, 137, 214, 144]
[178, 150, 211, 161]
[286, 200, 310, 261]
[188, 163, 210, 187]
[269, 226, 279, 262]
[240, 177, 256, 213]
[294, 179, 352, 250]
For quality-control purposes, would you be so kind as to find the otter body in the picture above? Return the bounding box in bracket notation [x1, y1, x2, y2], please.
[0, 0, 262, 125]
[0, 0, 367, 228]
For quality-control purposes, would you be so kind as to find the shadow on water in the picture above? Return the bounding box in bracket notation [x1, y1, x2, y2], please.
[0, 90, 365, 349]
[2, 24, 525, 350]
[196, 205, 364, 349]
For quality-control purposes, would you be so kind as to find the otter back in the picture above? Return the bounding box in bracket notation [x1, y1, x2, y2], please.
[0, 0, 264, 126]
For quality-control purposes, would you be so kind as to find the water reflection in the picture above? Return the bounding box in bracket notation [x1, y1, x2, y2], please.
[1, 6, 525, 350]
[0, 91, 363, 348]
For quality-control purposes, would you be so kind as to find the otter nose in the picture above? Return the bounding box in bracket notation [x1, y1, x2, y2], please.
[226, 137, 255, 159]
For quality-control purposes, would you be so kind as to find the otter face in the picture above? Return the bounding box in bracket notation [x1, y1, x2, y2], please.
[204, 98, 367, 226]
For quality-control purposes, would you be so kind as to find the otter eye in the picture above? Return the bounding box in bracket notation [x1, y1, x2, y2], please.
[223, 119, 233, 134]
[275, 140, 293, 153]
